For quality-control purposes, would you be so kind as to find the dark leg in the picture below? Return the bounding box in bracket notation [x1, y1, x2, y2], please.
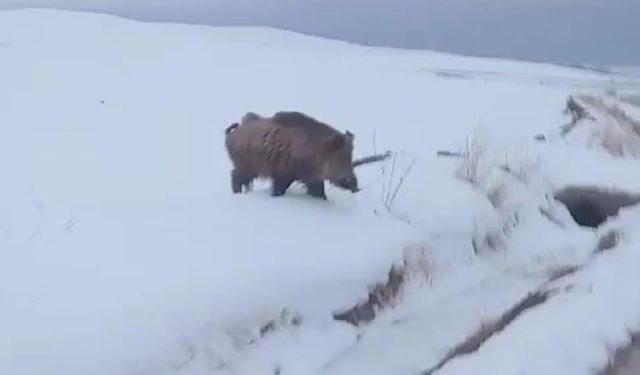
[231, 169, 243, 193]
[271, 175, 294, 197]
[305, 181, 327, 200]
[231, 169, 253, 194]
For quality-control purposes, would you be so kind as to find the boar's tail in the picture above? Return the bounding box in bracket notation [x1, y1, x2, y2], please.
[225, 122, 240, 135]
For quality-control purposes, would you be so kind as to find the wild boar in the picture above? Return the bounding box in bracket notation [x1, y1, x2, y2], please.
[224, 111, 359, 199]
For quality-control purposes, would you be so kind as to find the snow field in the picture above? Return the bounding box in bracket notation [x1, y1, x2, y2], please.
[2, 8, 640, 375]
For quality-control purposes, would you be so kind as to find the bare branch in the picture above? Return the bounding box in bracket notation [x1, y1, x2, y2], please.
[352, 151, 392, 168]
[436, 150, 463, 158]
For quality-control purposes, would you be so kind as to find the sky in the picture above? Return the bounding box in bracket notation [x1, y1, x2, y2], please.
[1, 0, 638, 66]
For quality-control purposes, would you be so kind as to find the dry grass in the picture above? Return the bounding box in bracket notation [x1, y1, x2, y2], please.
[454, 128, 494, 186]
[333, 246, 432, 327]
[453, 129, 541, 255]
[421, 290, 552, 375]
[567, 94, 640, 158]
[371, 131, 417, 214]
[333, 264, 407, 327]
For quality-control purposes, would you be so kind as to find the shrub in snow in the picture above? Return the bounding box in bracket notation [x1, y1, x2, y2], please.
[366, 142, 420, 221]
[379, 151, 418, 213]
[452, 131, 512, 254]
[454, 127, 496, 187]
[452, 128, 578, 256]
[500, 142, 541, 186]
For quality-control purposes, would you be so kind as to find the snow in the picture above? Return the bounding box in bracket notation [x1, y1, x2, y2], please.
[434, 206, 640, 375]
[2, 8, 640, 375]
[610, 66, 640, 78]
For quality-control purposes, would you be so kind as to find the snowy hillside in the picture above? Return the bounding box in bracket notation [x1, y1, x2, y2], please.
[2, 8, 640, 375]
[610, 66, 640, 78]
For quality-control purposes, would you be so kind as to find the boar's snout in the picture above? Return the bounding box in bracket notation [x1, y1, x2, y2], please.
[333, 175, 359, 193]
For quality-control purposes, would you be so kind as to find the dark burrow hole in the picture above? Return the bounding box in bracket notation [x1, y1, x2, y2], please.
[554, 186, 640, 228]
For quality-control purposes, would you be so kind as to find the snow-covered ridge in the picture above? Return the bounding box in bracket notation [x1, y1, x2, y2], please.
[2, 8, 640, 375]
[2, 8, 635, 82]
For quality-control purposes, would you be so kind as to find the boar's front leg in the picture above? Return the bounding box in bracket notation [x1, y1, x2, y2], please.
[271, 174, 294, 197]
[231, 169, 244, 193]
[305, 181, 327, 200]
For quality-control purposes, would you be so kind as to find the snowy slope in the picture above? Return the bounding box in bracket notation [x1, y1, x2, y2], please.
[2, 8, 640, 375]
[610, 66, 640, 78]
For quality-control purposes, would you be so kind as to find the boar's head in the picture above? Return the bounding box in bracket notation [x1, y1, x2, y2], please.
[323, 130, 359, 193]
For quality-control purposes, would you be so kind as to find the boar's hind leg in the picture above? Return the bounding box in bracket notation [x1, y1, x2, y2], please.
[231, 169, 253, 194]
[271, 175, 294, 197]
[305, 181, 327, 200]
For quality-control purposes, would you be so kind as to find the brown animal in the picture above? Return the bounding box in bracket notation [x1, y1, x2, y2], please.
[224, 111, 359, 199]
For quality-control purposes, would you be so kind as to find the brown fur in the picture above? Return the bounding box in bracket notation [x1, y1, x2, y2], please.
[224, 111, 358, 198]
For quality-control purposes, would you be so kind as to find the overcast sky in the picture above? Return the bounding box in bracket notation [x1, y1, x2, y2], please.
[2, 0, 638, 66]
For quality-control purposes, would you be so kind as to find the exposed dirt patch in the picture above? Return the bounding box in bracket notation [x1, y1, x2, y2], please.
[333, 264, 406, 327]
[595, 229, 623, 253]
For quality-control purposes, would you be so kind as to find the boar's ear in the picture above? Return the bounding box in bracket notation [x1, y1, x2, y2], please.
[242, 112, 260, 123]
[325, 133, 346, 152]
[344, 130, 355, 142]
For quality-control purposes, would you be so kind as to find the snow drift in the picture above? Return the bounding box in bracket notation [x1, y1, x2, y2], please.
[2, 8, 640, 375]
